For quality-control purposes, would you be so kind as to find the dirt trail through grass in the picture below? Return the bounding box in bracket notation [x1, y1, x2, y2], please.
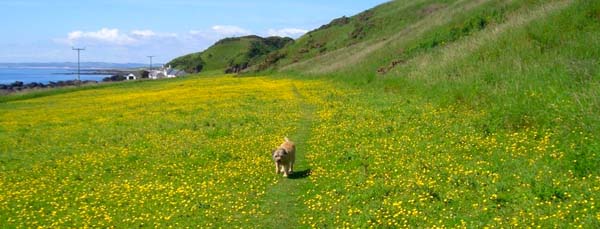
[257, 83, 316, 227]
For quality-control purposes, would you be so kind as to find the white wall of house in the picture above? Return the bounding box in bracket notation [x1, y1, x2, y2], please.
[149, 65, 178, 79]
[126, 73, 137, 80]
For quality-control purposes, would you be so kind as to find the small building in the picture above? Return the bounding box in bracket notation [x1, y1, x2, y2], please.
[167, 68, 186, 78]
[149, 65, 186, 80]
[125, 73, 137, 81]
[149, 70, 166, 80]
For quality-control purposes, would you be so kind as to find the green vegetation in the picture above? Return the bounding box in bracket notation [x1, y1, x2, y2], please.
[167, 35, 292, 74]
[0, 76, 312, 227]
[2, 0, 600, 227]
[258, 0, 450, 70]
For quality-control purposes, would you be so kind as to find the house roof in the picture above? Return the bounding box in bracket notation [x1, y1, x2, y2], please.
[128, 72, 143, 78]
[168, 69, 186, 76]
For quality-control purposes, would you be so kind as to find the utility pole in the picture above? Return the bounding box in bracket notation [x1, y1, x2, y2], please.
[72, 47, 85, 86]
[147, 56, 155, 70]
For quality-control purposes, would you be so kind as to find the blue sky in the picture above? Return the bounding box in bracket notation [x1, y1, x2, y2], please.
[0, 0, 388, 63]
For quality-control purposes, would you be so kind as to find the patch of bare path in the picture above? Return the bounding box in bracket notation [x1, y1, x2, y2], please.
[256, 83, 315, 228]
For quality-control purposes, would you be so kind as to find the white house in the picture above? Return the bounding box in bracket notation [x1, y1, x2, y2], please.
[148, 69, 166, 80]
[148, 65, 185, 80]
[125, 73, 137, 81]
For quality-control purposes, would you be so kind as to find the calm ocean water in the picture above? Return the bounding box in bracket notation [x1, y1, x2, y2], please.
[0, 68, 109, 84]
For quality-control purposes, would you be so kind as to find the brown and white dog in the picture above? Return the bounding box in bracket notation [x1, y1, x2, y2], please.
[272, 137, 296, 177]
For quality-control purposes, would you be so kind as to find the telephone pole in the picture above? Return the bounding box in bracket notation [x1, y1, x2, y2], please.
[72, 47, 85, 85]
[147, 56, 155, 70]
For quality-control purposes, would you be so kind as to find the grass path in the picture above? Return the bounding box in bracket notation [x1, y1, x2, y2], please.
[257, 83, 316, 228]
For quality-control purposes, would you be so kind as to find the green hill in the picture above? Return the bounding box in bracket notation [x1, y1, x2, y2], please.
[261, 0, 597, 79]
[253, 0, 429, 71]
[167, 35, 292, 74]
[264, 0, 600, 147]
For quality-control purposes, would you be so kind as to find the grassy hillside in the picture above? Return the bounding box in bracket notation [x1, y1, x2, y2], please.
[167, 36, 292, 74]
[284, 0, 600, 226]
[255, 0, 443, 71]
[2, 0, 600, 227]
[272, 0, 600, 179]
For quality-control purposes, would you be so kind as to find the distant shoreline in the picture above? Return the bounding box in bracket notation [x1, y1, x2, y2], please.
[54, 69, 137, 76]
[0, 68, 143, 95]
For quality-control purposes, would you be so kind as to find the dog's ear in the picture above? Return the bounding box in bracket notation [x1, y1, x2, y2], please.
[282, 149, 288, 155]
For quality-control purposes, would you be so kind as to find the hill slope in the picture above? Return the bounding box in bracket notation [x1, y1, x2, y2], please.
[167, 35, 292, 74]
[264, 0, 597, 78]
[254, 0, 434, 71]
[265, 0, 600, 150]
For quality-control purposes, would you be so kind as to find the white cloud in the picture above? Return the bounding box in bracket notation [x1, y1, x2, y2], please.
[267, 28, 308, 38]
[66, 28, 136, 45]
[131, 30, 157, 38]
[211, 25, 251, 36]
[51, 24, 289, 63]
[59, 25, 251, 47]
[58, 28, 180, 47]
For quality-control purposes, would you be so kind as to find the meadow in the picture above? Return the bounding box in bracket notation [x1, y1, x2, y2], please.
[2, 0, 600, 227]
[0, 76, 315, 227]
[1, 74, 598, 227]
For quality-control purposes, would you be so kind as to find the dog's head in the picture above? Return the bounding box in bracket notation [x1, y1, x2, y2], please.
[272, 148, 288, 163]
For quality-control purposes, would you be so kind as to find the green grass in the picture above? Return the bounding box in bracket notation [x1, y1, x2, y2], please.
[1, 72, 599, 227]
[263, 0, 461, 70]
[257, 84, 316, 227]
[0, 82, 122, 104]
[2, 0, 600, 227]
[0, 76, 311, 227]
[168, 36, 292, 74]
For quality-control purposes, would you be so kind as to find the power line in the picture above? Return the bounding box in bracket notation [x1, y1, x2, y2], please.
[72, 47, 85, 86]
[147, 56, 155, 70]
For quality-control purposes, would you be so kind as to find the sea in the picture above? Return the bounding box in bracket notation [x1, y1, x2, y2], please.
[0, 67, 111, 84]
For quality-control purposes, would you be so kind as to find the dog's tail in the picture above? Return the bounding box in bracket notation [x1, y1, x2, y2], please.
[284, 137, 290, 142]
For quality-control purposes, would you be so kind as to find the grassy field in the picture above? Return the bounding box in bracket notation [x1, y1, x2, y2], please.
[0, 76, 316, 227]
[2, 0, 600, 227]
[1, 74, 599, 227]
